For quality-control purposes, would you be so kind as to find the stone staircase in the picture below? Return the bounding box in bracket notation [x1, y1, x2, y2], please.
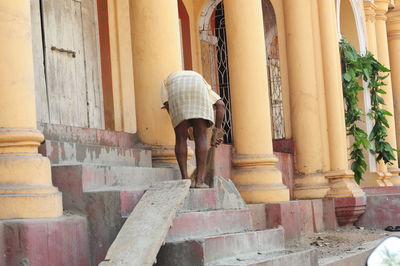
[39, 124, 317, 266]
[39, 124, 180, 265]
[155, 186, 317, 266]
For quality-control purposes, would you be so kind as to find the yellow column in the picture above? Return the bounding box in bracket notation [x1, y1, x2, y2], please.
[311, 0, 330, 174]
[318, 0, 364, 198]
[388, 0, 400, 184]
[362, 1, 390, 186]
[375, 0, 400, 185]
[108, 0, 137, 133]
[224, 0, 289, 203]
[0, 1, 62, 219]
[130, 0, 182, 165]
[364, 1, 379, 56]
[283, 0, 330, 199]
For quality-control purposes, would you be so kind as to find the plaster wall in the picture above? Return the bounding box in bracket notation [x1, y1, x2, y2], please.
[108, 0, 137, 134]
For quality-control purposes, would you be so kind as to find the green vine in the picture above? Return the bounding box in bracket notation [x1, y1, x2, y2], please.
[340, 39, 397, 184]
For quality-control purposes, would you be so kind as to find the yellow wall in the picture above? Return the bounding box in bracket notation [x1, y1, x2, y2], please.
[108, 0, 137, 133]
[340, 0, 361, 50]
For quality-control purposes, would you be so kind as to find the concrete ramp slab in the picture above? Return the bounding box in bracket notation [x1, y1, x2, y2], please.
[103, 180, 190, 266]
[214, 176, 247, 210]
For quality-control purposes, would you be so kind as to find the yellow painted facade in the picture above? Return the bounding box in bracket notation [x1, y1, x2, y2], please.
[0, 0, 62, 218]
[2, 0, 400, 218]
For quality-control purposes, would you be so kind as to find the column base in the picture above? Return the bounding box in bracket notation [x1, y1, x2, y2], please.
[232, 154, 289, 203]
[377, 171, 394, 186]
[0, 155, 63, 219]
[0, 191, 62, 219]
[294, 173, 330, 199]
[150, 145, 194, 170]
[388, 167, 400, 185]
[325, 170, 365, 198]
[334, 196, 366, 226]
[151, 146, 177, 167]
[361, 171, 393, 187]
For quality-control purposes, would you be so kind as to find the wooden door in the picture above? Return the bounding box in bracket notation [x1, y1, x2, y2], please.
[31, 0, 104, 128]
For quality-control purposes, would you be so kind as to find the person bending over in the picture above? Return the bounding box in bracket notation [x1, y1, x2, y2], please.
[161, 70, 225, 188]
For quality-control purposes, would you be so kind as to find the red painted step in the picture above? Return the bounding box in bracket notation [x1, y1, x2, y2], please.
[157, 228, 285, 265]
[40, 140, 152, 167]
[166, 209, 253, 242]
[39, 123, 139, 148]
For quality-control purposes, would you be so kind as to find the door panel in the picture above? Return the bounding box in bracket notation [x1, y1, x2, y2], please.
[32, 0, 104, 128]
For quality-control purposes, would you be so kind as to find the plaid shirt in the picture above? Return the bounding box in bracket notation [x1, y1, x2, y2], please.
[160, 71, 221, 128]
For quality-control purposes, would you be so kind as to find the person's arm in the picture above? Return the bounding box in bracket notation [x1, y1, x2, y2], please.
[160, 80, 169, 111]
[214, 99, 225, 129]
[204, 78, 225, 146]
[212, 99, 225, 147]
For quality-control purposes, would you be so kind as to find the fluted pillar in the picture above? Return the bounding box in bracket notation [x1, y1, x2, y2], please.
[362, 1, 390, 186]
[388, 0, 400, 179]
[283, 0, 330, 199]
[375, 0, 400, 184]
[364, 1, 379, 55]
[0, 1, 62, 219]
[130, 0, 182, 165]
[223, 0, 289, 203]
[318, 0, 364, 198]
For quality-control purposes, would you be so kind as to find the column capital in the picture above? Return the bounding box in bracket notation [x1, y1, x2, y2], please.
[375, 0, 391, 20]
[387, 3, 400, 39]
[364, 1, 377, 21]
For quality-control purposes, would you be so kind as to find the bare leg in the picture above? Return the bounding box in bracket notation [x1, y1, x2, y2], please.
[174, 120, 190, 179]
[191, 119, 209, 188]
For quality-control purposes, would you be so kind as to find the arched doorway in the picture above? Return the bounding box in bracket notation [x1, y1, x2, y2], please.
[262, 0, 285, 140]
[199, 0, 233, 144]
[337, 0, 376, 172]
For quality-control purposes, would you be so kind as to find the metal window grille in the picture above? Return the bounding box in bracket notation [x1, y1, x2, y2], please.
[214, 2, 233, 144]
[267, 58, 285, 139]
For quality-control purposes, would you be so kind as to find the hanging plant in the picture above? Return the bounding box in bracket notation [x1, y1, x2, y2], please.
[364, 52, 397, 164]
[339, 39, 397, 184]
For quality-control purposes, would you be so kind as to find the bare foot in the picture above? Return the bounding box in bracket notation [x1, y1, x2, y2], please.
[190, 178, 196, 188]
[195, 183, 209, 189]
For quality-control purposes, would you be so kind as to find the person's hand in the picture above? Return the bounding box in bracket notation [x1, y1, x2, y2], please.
[214, 137, 223, 147]
[211, 127, 225, 147]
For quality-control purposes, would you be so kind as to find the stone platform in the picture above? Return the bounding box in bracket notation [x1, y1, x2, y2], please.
[356, 187, 400, 228]
[248, 199, 338, 241]
[0, 215, 89, 266]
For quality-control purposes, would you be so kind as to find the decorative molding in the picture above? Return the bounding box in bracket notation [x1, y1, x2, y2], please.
[375, 0, 390, 20]
[232, 154, 279, 169]
[364, 1, 377, 22]
[198, 0, 222, 43]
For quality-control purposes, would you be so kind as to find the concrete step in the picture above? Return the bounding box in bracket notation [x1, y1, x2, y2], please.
[39, 123, 139, 148]
[51, 165, 179, 215]
[156, 228, 285, 266]
[207, 248, 318, 266]
[166, 209, 253, 242]
[118, 188, 219, 217]
[40, 140, 152, 167]
[105, 180, 191, 266]
[181, 188, 218, 212]
[72, 186, 219, 264]
[52, 164, 178, 191]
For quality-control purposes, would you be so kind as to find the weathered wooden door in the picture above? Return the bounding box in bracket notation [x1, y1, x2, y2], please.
[31, 0, 104, 128]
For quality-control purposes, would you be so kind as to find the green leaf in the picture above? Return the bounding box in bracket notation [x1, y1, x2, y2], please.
[343, 73, 352, 82]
